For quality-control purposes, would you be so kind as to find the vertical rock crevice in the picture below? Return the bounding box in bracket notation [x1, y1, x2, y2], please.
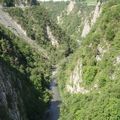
[81, 1, 102, 38]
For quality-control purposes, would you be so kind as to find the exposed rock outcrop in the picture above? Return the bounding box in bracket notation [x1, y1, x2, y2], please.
[67, 58, 100, 94]
[81, 1, 102, 38]
[57, 15, 63, 24]
[116, 56, 120, 64]
[96, 42, 109, 61]
[81, 19, 90, 37]
[66, 0, 76, 15]
[91, 1, 102, 25]
[46, 26, 59, 47]
[66, 60, 89, 94]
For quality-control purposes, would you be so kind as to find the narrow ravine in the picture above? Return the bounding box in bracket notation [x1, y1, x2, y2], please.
[49, 67, 61, 120]
[44, 66, 61, 120]
[0, 6, 61, 120]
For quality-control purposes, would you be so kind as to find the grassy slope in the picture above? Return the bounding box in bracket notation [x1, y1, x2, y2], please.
[58, 0, 120, 120]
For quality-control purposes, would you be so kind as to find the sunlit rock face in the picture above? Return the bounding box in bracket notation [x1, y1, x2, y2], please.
[81, 1, 102, 38]
[66, 0, 76, 15]
[66, 1, 103, 94]
[46, 26, 59, 48]
[81, 19, 90, 38]
[91, 1, 102, 25]
[66, 60, 89, 94]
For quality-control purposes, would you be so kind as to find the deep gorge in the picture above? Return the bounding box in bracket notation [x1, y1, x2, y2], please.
[0, 0, 120, 120]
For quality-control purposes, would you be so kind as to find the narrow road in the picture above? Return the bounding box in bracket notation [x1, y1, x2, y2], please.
[0, 7, 48, 58]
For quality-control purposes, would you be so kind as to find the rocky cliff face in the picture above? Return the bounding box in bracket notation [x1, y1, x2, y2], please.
[0, 61, 27, 120]
[66, 60, 89, 94]
[66, 0, 76, 15]
[81, 1, 102, 37]
[53, 0, 120, 119]
[42, 0, 97, 43]
[46, 25, 59, 48]
[67, 1, 103, 94]
[81, 19, 90, 37]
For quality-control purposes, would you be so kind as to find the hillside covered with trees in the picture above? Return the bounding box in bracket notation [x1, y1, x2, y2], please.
[0, 0, 38, 7]
[0, 1, 77, 119]
[0, 23, 51, 120]
[42, 0, 96, 42]
[6, 5, 77, 63]
[58, 0, 120, 119]
[0, 0, 120, 120]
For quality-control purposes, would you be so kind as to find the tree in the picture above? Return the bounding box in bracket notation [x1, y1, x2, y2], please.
[3, 0, 15, 7]
[27, 0, 37, 5]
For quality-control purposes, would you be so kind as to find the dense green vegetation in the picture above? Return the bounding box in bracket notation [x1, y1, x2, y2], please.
[1, 0, 120, 120]
[6, 6, 77, 63]
[41, 1, 68, 20]
[0, 0, 37, 7]
[0, 23, 51, 120]
[42, 0, 95, 42]
[58, 0, 120, 119]
[0, 2, 78, 119]
[0, 2, 77, 120]
[86, 0, 97, 5]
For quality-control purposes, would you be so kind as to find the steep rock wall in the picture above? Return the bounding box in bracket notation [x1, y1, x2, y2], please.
[81, 1, 102, 38]
[81, 19, 90, 37]
[66, 0, 76, 15]
[67, 1, 103, 94]
[46, 26, 59, 47]
[66, 60, 89, 94]
[0, 61, 27, 120]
